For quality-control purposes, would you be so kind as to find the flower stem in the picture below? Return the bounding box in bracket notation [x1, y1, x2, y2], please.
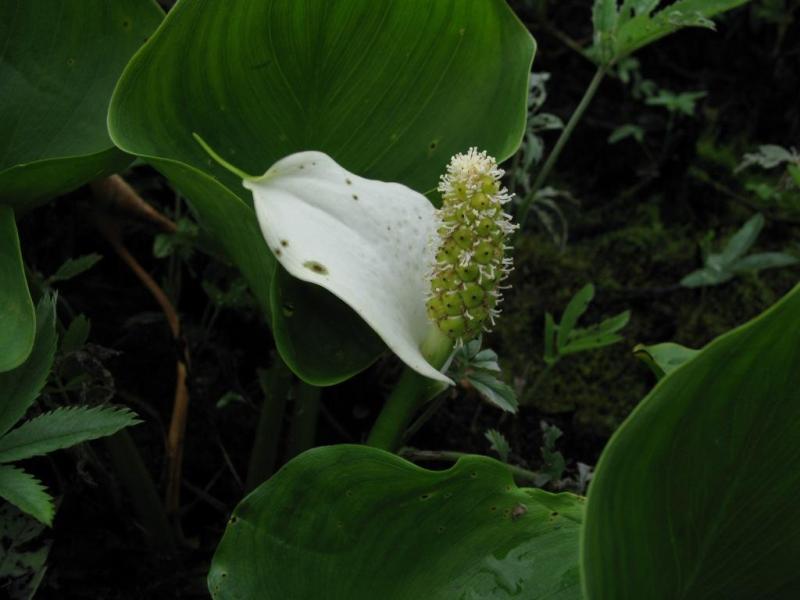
[245, 358, 293, 492]
[366, 330, 453, 451]
[516, 65, 607, 234]
[284, 382, 322, 460]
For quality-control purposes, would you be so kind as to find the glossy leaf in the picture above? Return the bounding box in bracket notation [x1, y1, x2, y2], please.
[0, 296, 57, 436]
[108, 0, 535, 383]
[0, 206, 35, 372]
[210, 445, 583, 599]
[582, 283, 800, 598]
[0, 0, 163, 208]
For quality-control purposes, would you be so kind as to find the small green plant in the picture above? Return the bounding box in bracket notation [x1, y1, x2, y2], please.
[543, 283, 630, 367]
[450, 339, 518, 414]
[0, 296, 138, 525]
[680, 213, 798, 287]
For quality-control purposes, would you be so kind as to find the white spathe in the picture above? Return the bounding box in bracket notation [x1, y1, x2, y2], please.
[244, 151, 453, 384]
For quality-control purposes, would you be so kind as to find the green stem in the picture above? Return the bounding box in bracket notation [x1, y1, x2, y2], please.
[517, 65, 607, 234]
[366, 330, 453, 451]
[245, 359, 293, 491]
[284, 382, 322, 460]
[399, 448, 541, 484]
[104, 431, 176, 554]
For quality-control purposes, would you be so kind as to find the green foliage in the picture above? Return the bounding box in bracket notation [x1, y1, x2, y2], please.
[0, 296, 138, 525]
[450, 339, 518, 413]
[607, 123, 645, 144]
[0, 206, 35, 372]
[152, 218, 199, 260]
[582, 283, 800, 598]
[0, 466, 53, 531]
[633, 341, 699, 379]
[209, 445, 584, 600]
[60, 315, 91, 355]
[485, 429, 511, 463]
[0, 504, 51, 600]
[108, 0, 535, 385]
[537, 421, 567, 486]
[0, 296, 57, 436]
[44, 254, 103, 286]
[544, 284, 630, 365]
[590, 0, 751, 65]
[644, 89, 707, 116]
[0, 0, 163, 208]
[0, 406, 139, 464]
[680, 213, 798, 287]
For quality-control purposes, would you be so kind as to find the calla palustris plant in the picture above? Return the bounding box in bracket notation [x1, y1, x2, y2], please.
[198, 138, 518, 386]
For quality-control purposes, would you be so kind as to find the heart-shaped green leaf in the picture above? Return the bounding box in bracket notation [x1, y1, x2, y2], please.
[108, 0, 535, 384]
[209, 445, 583, 599]
[582, 283, 800, 598]
[0, 206, 34, 372]
[0, 0, 163, 209]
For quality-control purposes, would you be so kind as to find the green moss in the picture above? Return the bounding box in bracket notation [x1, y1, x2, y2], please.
[492, 210, 798, 437]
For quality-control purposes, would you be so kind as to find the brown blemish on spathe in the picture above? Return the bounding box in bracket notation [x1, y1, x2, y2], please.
[303, 261, 328, 275]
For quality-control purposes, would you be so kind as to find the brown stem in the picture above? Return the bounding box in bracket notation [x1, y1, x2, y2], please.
[89, 187, 190, 519]
[90, 175, 177, 233]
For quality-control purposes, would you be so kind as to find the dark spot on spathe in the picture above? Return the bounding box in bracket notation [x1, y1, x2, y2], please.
[303, 261, 329, 275]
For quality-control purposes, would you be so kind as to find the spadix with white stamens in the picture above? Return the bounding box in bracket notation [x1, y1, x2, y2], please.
[241, 151, 453, 385]
[426, 148, 518, 341]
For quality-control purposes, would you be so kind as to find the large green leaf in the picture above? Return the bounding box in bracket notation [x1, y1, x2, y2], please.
[582, 283, 800, 599]
[108, 0, 535, 384]
[209, 445, 583, 599]
[0, 206, 34, 372]
[0, 0, 163, 209]
[0, 296, 57, 437]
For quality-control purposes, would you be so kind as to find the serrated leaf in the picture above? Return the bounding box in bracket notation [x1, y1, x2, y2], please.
[0, 465, 53, 526]
[0, 406, 140, 464]
[557, 284, 595, 352]
[60, 314, 90, 354]
[468, 371, 518, 413]
[484, 429, 511, 463]
[0, 295, 57, 436]
[45, 254, 102, 285]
